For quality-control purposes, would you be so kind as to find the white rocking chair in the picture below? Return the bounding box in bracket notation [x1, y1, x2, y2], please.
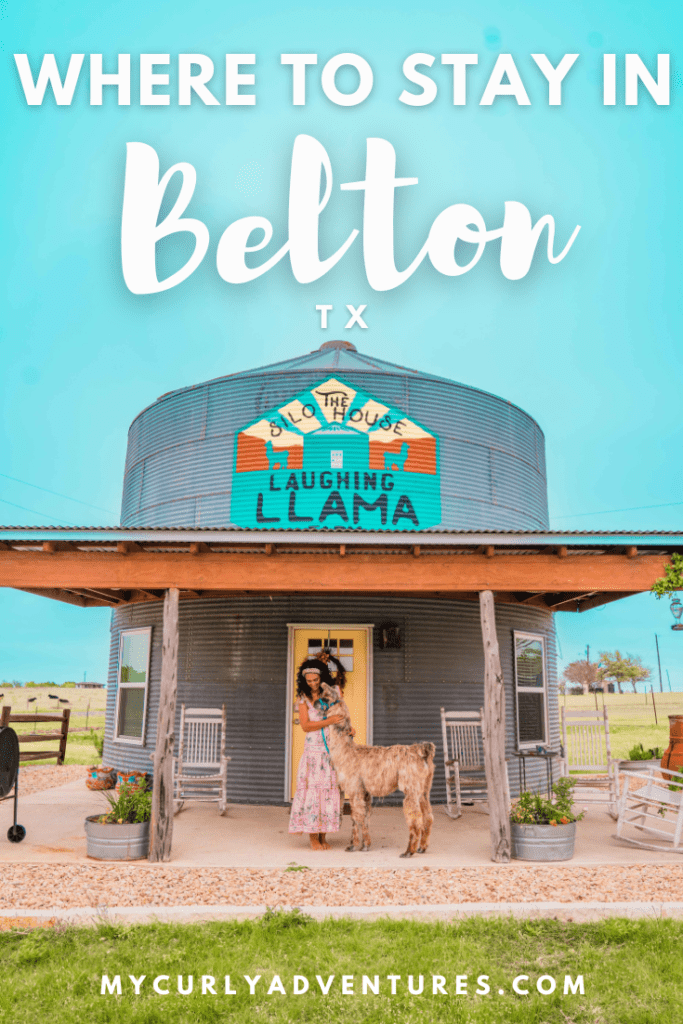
[173, 705, 230, 815]
[440, 708, 488, 819]
[559, 707, 619, 819]
[615, 765, 683, 853]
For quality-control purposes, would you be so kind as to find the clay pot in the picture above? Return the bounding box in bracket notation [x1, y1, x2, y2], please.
[661, 715, 683, 779]
[85, 766, 117, 791]
[116, 770, 151, 793]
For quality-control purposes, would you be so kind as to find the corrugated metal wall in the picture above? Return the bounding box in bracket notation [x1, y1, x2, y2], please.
[121, 365, 548, 530]
[103, 594, 557, 805]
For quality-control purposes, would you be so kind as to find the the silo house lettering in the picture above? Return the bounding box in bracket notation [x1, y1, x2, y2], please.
[232, 376, 441, 531]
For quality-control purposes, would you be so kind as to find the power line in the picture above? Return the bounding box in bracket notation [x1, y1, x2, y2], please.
[553, 499, 683, 520]
[0, 497, 79, 527]
[0, 472, 117, 515]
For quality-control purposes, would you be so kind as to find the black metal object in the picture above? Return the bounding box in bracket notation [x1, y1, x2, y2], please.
[0, 726, 26, 843]
[512, 747, 561, 798]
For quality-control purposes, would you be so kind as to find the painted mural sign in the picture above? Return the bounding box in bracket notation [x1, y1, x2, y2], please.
[231, 376, 441, 530]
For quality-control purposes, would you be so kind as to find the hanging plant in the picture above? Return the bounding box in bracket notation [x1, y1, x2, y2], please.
[651, 553, 683, 597]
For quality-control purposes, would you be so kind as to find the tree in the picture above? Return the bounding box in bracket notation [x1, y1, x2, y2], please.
[598, 650, 651, 694]
[561, 659, 600, 695]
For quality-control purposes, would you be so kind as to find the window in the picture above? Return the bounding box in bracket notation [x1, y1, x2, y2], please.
[114, 627, 152, 743]
[307, 637, 354, 671]
[513, 632, 548, 748]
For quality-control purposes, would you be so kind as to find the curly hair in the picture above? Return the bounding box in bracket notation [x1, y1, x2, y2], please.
[296, 653, 347, 701]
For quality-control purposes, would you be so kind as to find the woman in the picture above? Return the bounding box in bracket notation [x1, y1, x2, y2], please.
[288, 654, 349, 851]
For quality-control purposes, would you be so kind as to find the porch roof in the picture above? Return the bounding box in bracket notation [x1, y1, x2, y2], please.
[0, 525, 679, 613]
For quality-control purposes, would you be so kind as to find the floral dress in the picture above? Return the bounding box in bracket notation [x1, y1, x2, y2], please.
[289, 687, 343, 834]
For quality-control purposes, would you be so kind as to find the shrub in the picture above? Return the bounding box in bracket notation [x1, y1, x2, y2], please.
[89, 730, 105, 758]
[510, 776, 584, 826]
[627, 742, 663, 761]
[99, 781, 152, 825]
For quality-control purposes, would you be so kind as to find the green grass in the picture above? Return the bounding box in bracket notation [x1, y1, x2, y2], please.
[560, 693, 681, 762]
[1, 914, 681, 1023]
[21, 731, 103, 768]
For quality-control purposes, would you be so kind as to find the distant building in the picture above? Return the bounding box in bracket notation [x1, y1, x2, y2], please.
[75, 682, 105, 689]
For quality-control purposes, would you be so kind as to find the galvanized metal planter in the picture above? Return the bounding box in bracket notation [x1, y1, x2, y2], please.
[511, 821, 576, 861]
[85, 815, 150, 860]
[617, 759, 660, 773]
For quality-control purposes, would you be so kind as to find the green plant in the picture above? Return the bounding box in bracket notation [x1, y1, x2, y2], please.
[99, 781, 151, 825]
[510, 776, 585, 826]
[89, 729, 104, 759]
[652, 553, 683, 597]
[627, 742, 663, 761]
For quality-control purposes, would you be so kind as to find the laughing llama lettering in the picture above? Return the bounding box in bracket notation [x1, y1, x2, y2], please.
[231, 376, 441, 530]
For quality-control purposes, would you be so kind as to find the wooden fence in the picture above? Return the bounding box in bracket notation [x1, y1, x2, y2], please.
[0, 705, 71, 764]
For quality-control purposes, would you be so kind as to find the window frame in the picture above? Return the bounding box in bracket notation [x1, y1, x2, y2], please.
[512, 630, 549, 750]
[114, 626, 152, 745]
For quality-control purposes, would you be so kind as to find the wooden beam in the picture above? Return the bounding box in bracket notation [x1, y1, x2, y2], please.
[479, 591, 511, 863]
[68, 587, 128, 605]
[149, 588, 179, 863]
[18, 587, 93, 608]
[575, 590, 639, 613]
[0, 549, 670, 594]
[189, 542, 209, 555]
[515, 592, 549, 604]
[546, 591, 598, 610]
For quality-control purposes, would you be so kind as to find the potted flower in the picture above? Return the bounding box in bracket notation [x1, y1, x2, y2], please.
[85, 730, 117, 790]
[618, 743, 663, 773]
[510, 777, 584, 861]
[85, 780, 152, 860]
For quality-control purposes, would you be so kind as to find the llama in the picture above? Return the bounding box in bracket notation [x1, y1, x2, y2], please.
[266, 440, 289, 470]
[383, 441, 410, 471]
[320, 682, 435, 857]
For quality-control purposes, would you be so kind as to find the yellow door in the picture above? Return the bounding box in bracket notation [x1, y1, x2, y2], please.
[290, 627, 369, 799]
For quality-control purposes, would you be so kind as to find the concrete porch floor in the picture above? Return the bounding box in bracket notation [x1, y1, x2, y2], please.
[1, 779, 681, 867]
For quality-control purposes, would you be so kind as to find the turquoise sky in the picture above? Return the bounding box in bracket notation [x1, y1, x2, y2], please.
[1, 0, 681, 688]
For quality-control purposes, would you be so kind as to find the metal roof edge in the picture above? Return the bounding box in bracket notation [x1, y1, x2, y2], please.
[1, 526, 682, 547]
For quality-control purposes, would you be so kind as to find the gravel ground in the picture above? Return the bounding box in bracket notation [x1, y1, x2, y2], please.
[2, 864, 683, 911]
[12, 765, 86, 797]
[4, 766, 681, 912]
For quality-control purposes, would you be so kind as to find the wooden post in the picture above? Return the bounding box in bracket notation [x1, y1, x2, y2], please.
[57, 708, 71, 765]
[149, 587, 179, 863]
[479, 590, 511, 863]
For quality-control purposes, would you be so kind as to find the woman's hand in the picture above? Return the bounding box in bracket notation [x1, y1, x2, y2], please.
[298, 702, 344, 732]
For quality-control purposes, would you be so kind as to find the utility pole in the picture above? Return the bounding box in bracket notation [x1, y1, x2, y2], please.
[655, 634, 664, 693]
[666, 669, 672, 692]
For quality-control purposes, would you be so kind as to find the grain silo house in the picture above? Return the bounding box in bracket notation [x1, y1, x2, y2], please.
[106, 340, 555, 802]
[2, 339, 678, 861]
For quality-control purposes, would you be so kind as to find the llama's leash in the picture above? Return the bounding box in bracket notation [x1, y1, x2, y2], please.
[317, 697, 339, 756]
